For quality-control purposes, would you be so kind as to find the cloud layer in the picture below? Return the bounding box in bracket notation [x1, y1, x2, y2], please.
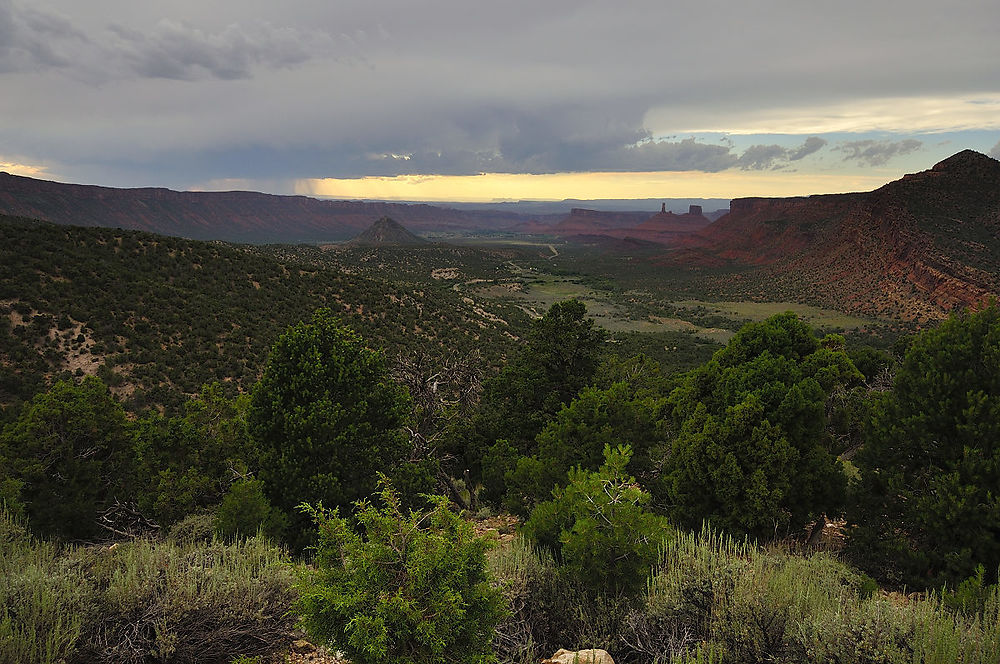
[0, 0, 997, 190]
[836, 139, 924, 166]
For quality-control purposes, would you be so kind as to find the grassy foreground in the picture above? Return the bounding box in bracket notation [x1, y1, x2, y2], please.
[488, 528, 1000, 664]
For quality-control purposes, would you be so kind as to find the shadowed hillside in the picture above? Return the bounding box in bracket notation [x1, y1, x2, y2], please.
[0, 173, 531, 243]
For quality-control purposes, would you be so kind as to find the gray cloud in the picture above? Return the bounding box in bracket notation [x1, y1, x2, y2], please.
[736, 144, 789, 170]
[837, 139, 924, 166]
[734, 137, 829, 171]
[609, 138, 738, 172]
[990, 140, 1000, 159]
[106, 19, 335, 81]
[0, 1, 996, 189]
[0, 0, 87, 72]
[788, 137, 828, 161]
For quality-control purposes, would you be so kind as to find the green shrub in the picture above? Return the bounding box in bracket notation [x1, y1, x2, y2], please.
[250, 309, 411, 550]
[133, 383, 254, 529]
[505, 381, 670, 516]
[641, 527, 1000, 664]
[662, 314, 858, 540]
[523, 445, 672, 596]
[1, 377, 134, 539]
[487, 536, 633, 663]
[296, 480, 507, 664]
[166, 510, 217, 546]
[214, 479, 287, 542]
[0, 507, 90, 664]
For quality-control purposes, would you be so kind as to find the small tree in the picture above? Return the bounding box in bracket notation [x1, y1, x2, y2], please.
[133, 383, 253, 528]
[523, 445, 672, 596]
[0, 377, 133, 539]
[466, 300, 606, 501]
[296, 481, 506, 664]
[214, 479, 287, 542]
[662, 314, 858, 540]
[250, 309, 410, 549]
[505, 381, 669, 515]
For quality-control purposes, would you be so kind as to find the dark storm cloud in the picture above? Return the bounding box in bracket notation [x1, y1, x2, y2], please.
[106, 19, 334, 81]
[1, 1, 997, 188]
[837, 139, 924, 166]
[0, 0, 87, 72]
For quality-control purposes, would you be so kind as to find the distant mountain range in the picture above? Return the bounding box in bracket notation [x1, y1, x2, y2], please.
[0, 172, 722, 245]
[669, 150, 1000, 319]
[0, 173, 536, 243]
[3, 150, 997, 320]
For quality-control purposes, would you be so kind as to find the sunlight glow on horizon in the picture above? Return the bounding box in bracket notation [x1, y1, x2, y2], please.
[653, 94, 1000, 135]
[0, 158, 50, 178]
[296, 170, 895, 202]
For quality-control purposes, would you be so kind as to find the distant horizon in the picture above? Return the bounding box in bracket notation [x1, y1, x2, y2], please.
[2, 1, 997, 206]
[3, 148, 997, 207]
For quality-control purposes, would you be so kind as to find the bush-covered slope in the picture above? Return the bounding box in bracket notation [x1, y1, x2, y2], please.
[0, 215, 527, 415]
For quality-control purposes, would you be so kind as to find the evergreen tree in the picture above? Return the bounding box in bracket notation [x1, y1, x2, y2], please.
[505, 380, 669, 515]
[663, 314, 859, 540]
[133, 383, 253, 527]
[0, 377, 133, 539]
[466, 300, 606, 501]
[297, 481, 506, 664]
[250, 309, 410, 549]
[848, 303, 1000, 588]
[523, 445, 672, 596]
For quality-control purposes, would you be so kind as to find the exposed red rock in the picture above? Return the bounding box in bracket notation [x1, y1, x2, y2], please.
[547, 205, 712, 247]
[552, 208, 650, 235]
[663, 150, 1000, 319]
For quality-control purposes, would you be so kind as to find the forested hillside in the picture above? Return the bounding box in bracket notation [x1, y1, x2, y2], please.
[0, 215, 527, 416]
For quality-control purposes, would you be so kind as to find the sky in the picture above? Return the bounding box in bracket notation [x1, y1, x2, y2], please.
[1, 0, 998, 202]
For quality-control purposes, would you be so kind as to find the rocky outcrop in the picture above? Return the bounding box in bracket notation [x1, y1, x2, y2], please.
[663, 150, 1000, 319]
[542, 648, 615, 664]
[553, 209, 650, 234]
[549, 206, 711, 247]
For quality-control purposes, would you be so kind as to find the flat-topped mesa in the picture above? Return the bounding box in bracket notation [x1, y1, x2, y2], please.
[568, 208, 611, 218]
[727, 193, 861, 215]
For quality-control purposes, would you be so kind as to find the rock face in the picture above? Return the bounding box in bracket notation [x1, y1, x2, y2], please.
[548, 206, 711, 247]
[344, 216, 427, 246]
[542, 648, 615, 664]
[553, 208, 651, 235]
[0, 172, 530, 243]
[669, 150, 1000, 319]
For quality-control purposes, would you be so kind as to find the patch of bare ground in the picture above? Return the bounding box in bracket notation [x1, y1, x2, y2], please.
[282, 638, 347, 664]
[471, 513, 519, 544]
[4, 300, 102, 376]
